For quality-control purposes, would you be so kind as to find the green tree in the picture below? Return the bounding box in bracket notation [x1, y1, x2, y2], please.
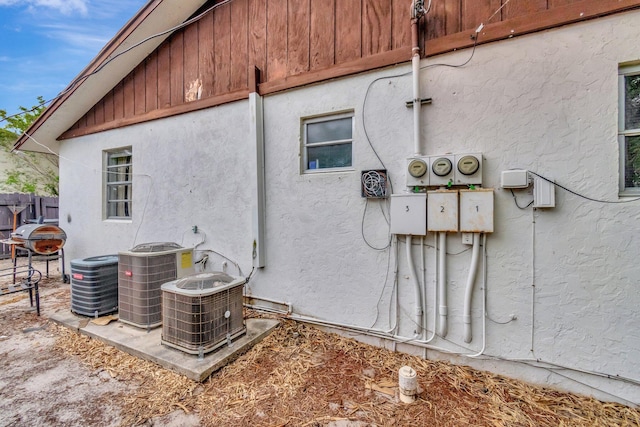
[0, 97, 59, 196]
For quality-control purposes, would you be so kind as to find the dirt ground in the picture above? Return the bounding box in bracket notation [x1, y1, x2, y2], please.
[1, 257, 639, 427]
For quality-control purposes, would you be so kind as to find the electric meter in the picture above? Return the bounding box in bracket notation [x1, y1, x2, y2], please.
[431, 157, 453, 177]
[457, 155, 480, 175]
[408, 158, 428, 178]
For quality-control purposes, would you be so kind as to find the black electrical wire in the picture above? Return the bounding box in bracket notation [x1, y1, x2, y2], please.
[361, 198, 392, 251]
[510, 188, 534, 210]
[529, 171, 640, 204]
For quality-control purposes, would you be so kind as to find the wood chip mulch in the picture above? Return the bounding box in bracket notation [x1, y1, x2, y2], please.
[53, 313, 640, 427]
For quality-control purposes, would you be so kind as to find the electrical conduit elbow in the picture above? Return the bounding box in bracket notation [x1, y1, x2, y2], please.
[463, 233, 481, 343]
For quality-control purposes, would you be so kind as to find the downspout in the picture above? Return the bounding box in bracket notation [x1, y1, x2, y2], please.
[437, 232, 448, 337]
[249, 69, 266, 268]
[463, 233, 481, 343]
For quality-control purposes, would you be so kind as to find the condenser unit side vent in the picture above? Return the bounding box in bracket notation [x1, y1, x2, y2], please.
[118, 242, 195, 330]
[161, 272, 246, 355]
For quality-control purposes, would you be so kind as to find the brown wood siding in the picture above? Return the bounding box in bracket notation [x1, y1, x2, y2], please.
[183, 21, 200, 102]
[287, 0, 310, 76]
[231, 0, 249, 90]
[156, 41, 172, 108]
[64, 0, 640, 140]
[310, 0, 335, 70]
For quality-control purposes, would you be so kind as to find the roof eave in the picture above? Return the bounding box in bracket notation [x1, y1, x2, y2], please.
[14, 0, 209, 153]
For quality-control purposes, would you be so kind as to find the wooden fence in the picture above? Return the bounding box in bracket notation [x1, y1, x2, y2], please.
[0, 193, 59, 259]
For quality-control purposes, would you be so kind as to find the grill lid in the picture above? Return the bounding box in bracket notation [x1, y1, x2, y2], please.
[10, 224, 66, 254]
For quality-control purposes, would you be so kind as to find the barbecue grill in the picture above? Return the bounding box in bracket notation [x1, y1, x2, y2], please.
[10, 224, 66, 255]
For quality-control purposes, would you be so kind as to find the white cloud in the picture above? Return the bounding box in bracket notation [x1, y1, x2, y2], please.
[34, 0, 88, 15]
[0, 0, 89, 15]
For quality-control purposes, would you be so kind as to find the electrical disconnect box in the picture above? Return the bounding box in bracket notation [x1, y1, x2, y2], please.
[459, 189, 494, 233]
[427, 190, 459, 232]
[390, 193, 427, 235]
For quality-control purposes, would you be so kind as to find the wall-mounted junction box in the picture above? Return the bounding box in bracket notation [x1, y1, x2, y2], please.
[533, 175, 555, 208]
[390, 193, 427, 235]
[427, 190, 459, 232]
[501, 170, 530, 188]
[459, 188, 494, 233]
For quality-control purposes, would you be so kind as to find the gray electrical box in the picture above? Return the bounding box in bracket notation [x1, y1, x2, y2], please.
[390, 194, 427, 235]
[533, 176, 555, 208]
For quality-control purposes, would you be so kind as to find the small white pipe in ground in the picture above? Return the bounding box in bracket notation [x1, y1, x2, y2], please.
[398, 365, 418, 403]
[463, 233, 481, 343]
[437, 232, 448, 337]
[406, 235, 423, 336]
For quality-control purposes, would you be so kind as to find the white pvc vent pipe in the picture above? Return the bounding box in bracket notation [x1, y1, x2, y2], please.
[398, 365, 418, 403]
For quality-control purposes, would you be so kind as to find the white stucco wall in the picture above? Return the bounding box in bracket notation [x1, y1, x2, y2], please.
[59, 10, 640, 405]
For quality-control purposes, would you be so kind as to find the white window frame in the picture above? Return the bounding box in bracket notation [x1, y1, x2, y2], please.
[619, 64, 640, 196]
[104, 147, 133, 220]
[302, 111, 354, 173]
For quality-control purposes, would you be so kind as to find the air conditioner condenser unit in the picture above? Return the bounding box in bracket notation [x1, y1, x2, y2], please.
[161, 272, 246, 355]
[118, 242, 195, 329]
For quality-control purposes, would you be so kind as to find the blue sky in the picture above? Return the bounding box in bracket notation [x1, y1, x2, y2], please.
[0, 0, 147, 120]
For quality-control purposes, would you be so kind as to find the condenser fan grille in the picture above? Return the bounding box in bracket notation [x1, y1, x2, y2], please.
[175, 272, 236, 290]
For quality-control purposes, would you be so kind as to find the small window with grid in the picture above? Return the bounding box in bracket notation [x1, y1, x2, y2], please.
[105, 148, 132, 219]
[302, 112, 353, 172]
[619, 64, 640, 195]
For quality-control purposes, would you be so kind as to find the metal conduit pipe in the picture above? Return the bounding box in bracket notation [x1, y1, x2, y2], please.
[406, 235, 423, 336]
[437, 232, 448, 337]
[411, 1, 422, 156]
[463, 233, 482, 343]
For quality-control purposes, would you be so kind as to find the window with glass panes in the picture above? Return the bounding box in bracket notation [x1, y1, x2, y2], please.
[105, 148, 132, 219]
[303, 112, 353, 171]
[620, 64, 640, 194]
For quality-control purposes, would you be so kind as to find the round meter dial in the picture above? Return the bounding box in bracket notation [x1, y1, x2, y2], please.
[408, 158, 428, 178]
[431, 157, 453, 177]
[457, 155, 480, 175]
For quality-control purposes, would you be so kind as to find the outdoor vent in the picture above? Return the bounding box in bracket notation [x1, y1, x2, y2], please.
[161, 272, 246, 355]
[70, 255, 119, 317]
[118, 242, 194, 329]
[11, 224, 66, 255]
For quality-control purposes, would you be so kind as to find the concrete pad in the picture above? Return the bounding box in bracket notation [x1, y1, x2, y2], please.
[50, 310, 279, 382]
